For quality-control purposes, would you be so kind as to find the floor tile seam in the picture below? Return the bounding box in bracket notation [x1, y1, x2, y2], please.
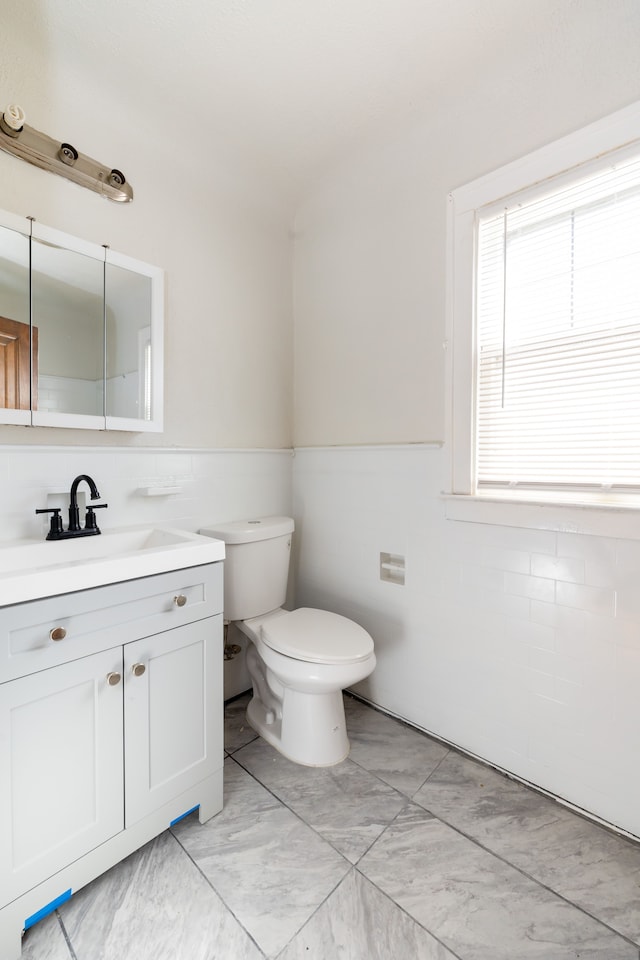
[229, 755, 428, 871]
[225, 735, 260, 756]
[174, 761, 352, 958]
[351, 864, 465, 960]
[408, 747, 453, 800]
[227, 751, 320, 819]
[271, 867, 358, 959]
[349, 798, 422, 867]
[54, 910, 79, 960]
[168, 824, 269, 959]
[228, 754, 359, 867]
[337, 751, 423, 803]
[413, 802, 640, 949]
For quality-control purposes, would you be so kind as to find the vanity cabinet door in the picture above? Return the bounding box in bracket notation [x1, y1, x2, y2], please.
[123, 615, 222, 827]
[0, 648, 124, 904]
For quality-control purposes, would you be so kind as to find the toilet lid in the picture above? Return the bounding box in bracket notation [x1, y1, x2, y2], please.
[260, 608, 374, 664]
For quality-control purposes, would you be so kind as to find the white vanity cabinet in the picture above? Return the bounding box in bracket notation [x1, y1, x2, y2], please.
[0, 562, 223, 960]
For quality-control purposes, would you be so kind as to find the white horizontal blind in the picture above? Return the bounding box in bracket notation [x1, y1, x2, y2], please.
[476, 151, 640, 492]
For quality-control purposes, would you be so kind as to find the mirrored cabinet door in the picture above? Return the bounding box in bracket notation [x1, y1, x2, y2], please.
[105, 251, 163, 431]
[31, 224, 105, 428]
[0, 214, 33, 425]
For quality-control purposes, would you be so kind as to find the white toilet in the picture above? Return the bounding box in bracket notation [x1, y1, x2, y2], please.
[199, 516, 376, 766]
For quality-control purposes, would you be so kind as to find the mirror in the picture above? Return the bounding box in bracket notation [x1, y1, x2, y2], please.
[0, 210, 163, 432]
[0, 216, 32, 425]
[32, 229, 105, 424]
[105, 254, 156, 425]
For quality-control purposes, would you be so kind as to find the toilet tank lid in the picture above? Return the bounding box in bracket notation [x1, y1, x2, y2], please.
[199, 516, 294, 544]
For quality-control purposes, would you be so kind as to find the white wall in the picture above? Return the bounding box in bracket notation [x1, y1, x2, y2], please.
[292, 2, 640, 838]
[0, 1, 293, 451]
[293, 0, 640, 446]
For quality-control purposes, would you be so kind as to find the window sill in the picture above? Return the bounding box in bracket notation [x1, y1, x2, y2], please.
[443, 493, 640, 540]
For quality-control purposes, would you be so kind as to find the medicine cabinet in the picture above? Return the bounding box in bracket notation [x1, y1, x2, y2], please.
[0, 208, 164, 432]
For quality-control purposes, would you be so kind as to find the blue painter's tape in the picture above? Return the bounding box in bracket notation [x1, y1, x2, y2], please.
[170, 804, 200, 827]
[24, 889, 72, 930]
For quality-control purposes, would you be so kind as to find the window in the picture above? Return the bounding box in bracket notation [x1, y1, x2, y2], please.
[447, 100, 640, 508]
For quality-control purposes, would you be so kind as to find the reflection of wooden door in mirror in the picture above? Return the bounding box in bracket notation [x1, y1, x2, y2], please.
[0, 317, 38, 410]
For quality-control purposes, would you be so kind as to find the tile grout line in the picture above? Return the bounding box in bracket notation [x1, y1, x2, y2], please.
[55, 910, 79, 960]
[351, 863, 466, 960]
[410, 745, 453, 794]
[225, 733, 260, 756]
[226, 753, 358, 868]
[345, 795, 470, 957]
[411, 801, 640, 951]
[271, 867, 357, 960]
[168, 825, 268, 960]
[172, 758, 360, 958]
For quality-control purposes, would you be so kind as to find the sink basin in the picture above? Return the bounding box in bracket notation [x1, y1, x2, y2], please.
[0, 526, 225, 606]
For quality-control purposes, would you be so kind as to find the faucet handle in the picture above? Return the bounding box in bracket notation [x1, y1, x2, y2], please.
[35, 507, 64, 539]
[85, 503, 108, 531]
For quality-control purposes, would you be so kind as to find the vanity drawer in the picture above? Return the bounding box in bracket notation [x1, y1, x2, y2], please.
[0, 563, 222, 683]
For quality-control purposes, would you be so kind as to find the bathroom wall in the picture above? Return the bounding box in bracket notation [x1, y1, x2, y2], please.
[292, 2, 640, 838]
[293, 445, 640, 838]
[0, 0, 293, 452]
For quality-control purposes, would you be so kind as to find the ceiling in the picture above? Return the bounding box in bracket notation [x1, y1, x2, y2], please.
[4, 1, 596, 204]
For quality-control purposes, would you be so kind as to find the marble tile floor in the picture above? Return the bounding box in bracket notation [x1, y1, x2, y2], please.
[21, 692, 640, 960]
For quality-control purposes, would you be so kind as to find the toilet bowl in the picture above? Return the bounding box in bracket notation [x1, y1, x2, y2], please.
[199, 517, 376, 766]
[239, 607, 375, 765]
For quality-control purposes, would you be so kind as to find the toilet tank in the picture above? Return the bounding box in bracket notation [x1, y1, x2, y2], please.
[199, 516, 294, 621]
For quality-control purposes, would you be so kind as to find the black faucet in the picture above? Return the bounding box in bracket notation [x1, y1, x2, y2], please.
[36, 474, 108, 540]
[69, 474, 100, 532]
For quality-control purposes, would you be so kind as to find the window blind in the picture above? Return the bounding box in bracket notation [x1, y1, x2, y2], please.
[476, 151, 640, 492]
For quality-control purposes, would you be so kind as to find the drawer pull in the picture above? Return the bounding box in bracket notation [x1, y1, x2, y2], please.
[131, 662, 146, 677]
[173, 594, 187, 608]
[49, 626, 67, 642]
[106, 672, 121, 686]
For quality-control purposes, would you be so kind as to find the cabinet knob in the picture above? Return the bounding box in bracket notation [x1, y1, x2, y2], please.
[106, 672, 121, 686]
[49, 626, 67, 642]
[131, 662, 146, 677]
[173, 594, 187, 607]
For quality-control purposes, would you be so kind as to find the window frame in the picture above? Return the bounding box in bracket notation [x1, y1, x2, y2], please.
[444, 99, 640, 532]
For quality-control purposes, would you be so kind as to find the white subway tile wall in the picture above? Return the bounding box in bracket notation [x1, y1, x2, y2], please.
[292, 445, 640, 840]
[0, 446, 292, 543]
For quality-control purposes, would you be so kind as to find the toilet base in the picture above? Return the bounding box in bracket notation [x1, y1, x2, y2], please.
[247, 687, 350, 767]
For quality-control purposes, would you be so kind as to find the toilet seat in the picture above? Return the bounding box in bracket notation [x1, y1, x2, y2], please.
[260, 607, 374, 664]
